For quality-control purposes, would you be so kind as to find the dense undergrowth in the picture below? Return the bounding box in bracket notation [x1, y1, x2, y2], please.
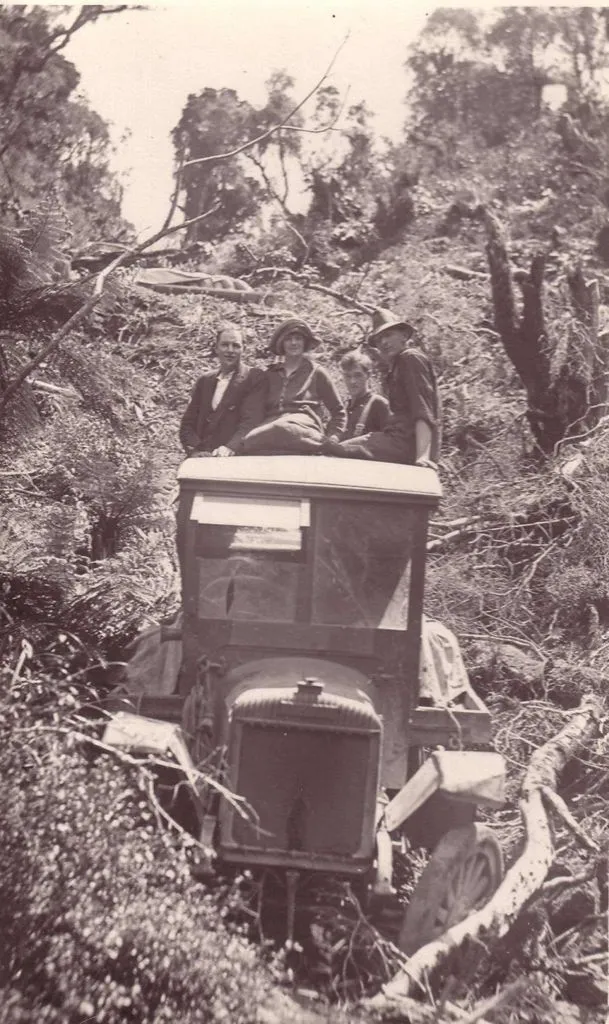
[0, 663, 281, 1024]
[1, 176, 608, 1021]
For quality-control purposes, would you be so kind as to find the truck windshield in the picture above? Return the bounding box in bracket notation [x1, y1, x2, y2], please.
[312, 501, 413, 628]
[192, 495, 414, 630]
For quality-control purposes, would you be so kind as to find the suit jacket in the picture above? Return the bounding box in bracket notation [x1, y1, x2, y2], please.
[179, 363, 265, 453]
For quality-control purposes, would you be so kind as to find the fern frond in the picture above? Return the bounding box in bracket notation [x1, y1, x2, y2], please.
[0, 226, 29, 307]
[19, 194, 73, 288]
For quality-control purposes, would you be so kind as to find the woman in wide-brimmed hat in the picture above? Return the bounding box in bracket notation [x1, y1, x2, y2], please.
[234, 317, 346, 454]
[325, 307, 441, 467]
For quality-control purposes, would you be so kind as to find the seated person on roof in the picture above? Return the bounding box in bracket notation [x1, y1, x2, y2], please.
[325, 309, 440, 468]
[232, 318, 346, 455]
[179, 323, 264, 457]
[340, 349, 389, 440]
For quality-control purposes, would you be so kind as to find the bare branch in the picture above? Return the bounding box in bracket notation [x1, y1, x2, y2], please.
[48, 6, 132, 53]
[285, 221, 310, 265]
[182, 34, 350, 170]
[160, 154, 185, 234]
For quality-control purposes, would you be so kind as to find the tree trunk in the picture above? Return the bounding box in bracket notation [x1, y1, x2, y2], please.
[482, 210, 607, 453]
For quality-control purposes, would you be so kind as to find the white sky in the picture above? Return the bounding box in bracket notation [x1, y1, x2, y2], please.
[64, 1, 431, 237]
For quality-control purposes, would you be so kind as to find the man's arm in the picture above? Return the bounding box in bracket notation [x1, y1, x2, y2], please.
[414, 419, 434, 464]
[179, 378, 205, 452]
[399, 350, 439, 466]
[223, 369, 267, 453]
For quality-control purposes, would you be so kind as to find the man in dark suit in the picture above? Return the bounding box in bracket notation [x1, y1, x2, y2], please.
[179, 324, 265, 456]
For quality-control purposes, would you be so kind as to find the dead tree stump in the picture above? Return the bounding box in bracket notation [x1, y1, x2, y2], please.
[482, 210, 607, 454]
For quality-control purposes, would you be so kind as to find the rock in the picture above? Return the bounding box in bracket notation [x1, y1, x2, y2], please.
[564, 967, 608, 1008]
[469, 642, 545, 697]
[548, 884, 598, 934]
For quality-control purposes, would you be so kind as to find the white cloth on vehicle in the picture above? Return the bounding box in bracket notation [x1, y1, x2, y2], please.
[419, 616, 470, 705]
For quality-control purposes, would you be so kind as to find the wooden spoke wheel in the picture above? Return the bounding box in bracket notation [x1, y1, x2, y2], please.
[398, 823, 504, 956]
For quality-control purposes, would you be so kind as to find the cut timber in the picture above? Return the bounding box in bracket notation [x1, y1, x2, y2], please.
[366, 695, 602, 1008]
[443, 265, 489, 281]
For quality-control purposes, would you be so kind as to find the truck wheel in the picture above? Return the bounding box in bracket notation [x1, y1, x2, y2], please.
[398, 823, 504, 955]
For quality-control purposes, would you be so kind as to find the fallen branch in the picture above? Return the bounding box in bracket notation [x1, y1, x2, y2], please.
[249, 266, 375, 314]
[542, 866, 596, 894]
[447, 978, 528, 1024]
[30, 379, 78, 397]
[427, 523, 480, 552]
[366, 694, 602, 1008]
[443, 265, 489, 282]
[539, 785, 600, 853]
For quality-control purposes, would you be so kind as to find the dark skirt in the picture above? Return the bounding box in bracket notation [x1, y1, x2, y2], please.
[335, 429, 414, 464]
[237, 412, 325, 454]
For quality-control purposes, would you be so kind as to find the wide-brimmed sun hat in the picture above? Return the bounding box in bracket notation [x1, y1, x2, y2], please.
[269, 317, 320, 355]
[367, 307, 415, 348]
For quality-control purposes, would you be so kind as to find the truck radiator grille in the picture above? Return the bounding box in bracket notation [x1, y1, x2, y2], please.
[231, 725, 371, 856]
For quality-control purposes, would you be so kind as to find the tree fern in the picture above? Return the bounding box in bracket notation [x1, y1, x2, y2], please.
[0, 227, 29, 309]
[19, 192, 73, 288]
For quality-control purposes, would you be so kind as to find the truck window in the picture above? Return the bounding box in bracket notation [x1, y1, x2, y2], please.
[191, 494, 309, 622]
[312, 501, 414, 629]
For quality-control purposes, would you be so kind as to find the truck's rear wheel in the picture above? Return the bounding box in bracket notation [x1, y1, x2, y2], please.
[398, 823, 503, 955]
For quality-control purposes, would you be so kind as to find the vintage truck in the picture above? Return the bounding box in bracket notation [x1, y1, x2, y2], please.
[105, 455, 505, 954]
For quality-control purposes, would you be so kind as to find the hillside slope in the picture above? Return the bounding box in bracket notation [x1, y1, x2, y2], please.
[1, 192, 608, 1021]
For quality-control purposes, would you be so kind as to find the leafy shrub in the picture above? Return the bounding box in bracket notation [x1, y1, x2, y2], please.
[0, 662, 274, 1024]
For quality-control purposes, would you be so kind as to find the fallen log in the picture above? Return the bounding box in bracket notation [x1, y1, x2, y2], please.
[366, 694, 602, 1009]
[31, 379, 79, 398]
[443, 265, 489, 282]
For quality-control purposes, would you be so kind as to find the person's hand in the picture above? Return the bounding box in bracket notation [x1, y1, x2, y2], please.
[415, 456, 438, 471]
[211, 446, 235, 457]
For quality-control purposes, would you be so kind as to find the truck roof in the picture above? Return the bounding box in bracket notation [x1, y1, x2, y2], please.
[178, 456, 442, 503]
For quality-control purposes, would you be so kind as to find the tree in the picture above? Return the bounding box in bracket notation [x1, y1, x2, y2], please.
[406, 7, 609, 148]
[172, 72, 307, 242]
[0, 5, 132, 242]
[172, 87, 265, 243]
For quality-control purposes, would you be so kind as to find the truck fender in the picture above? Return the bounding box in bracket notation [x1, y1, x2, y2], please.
[383, 750, 506, 834]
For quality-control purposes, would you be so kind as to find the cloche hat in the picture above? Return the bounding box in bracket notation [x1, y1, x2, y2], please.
[269, 317, 319, 355]
[367, 307, 415, 348]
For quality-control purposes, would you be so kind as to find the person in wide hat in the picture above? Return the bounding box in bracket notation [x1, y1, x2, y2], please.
[325, 306, 440, 467]
[367, 307, 416, 346]
[233, 316, 346, 454]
